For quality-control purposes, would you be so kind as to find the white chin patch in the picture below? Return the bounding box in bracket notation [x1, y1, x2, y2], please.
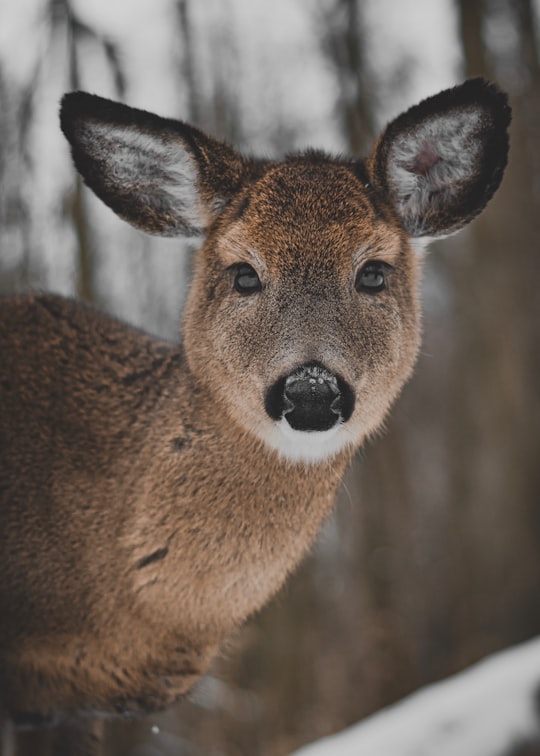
[261, 418, 352, 463]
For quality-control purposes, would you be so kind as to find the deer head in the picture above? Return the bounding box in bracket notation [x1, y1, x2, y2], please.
[60, 79, 510, 463]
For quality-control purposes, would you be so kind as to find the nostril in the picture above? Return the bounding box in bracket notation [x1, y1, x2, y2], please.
[284, 368, 340, 411]
[264, 362, 355, 432]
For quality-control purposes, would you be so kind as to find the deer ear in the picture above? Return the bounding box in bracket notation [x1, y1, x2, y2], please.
[60, 92, 247, 237]
[367, 79, 511, 241]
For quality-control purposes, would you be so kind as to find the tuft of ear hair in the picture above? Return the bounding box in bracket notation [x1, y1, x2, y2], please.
[367, 78, 511, 240]
[60, 92, 248, 237]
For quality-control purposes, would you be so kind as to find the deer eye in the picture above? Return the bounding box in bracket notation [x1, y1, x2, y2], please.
[355, 261, 389, 293]
[232, 263, 262, 294]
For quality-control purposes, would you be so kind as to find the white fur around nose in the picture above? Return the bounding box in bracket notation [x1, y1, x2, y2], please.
[262, 419, 353, 463]
[388, 108, 482, 236]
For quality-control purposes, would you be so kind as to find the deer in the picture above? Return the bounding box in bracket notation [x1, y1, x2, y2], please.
[0, 78, 510, 755]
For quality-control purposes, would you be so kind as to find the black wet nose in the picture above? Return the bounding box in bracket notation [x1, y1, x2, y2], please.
[265, 363, 355, 432]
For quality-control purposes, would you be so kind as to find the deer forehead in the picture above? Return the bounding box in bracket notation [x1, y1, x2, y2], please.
[215, 159, 405, 274]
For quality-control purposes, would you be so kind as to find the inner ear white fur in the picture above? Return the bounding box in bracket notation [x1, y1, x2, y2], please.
[387, 108, 483, 235]
[81, 122, 208, 234]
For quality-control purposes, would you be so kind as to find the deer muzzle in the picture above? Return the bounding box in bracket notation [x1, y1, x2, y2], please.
[265, 363, 355, 432]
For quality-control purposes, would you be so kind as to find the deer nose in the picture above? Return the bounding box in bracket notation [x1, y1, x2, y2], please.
[265, 363, 355, 432]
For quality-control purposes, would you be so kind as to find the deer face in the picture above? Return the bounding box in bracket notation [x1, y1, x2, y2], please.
[60, 79, 510, 463]
[184, 159, 421, 461]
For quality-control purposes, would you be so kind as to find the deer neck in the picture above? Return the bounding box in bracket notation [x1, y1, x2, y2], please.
[127, 354, 353, 641]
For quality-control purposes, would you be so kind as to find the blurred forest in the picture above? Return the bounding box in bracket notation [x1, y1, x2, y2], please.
[1, 0, 540, 754]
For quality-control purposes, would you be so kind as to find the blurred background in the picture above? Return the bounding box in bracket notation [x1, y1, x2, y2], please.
[1, 0, 540, 754]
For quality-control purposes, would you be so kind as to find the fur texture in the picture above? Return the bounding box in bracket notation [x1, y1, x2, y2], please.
[0, 80, 510, 755]
[367, 78, 511, 238]
[60, 92, 250, 236]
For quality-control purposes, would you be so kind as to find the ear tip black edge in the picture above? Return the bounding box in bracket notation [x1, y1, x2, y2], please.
[59, 91, 102, 135]
[60, 91, 98, 114]
[58, 91, 186, 142]
[391, 77, 512, 141]
[60, 91, 132, 137]
[461, 77, 512, 120]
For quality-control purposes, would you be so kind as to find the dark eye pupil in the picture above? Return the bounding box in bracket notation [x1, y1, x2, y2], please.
[356, 262, 386, 293]
[234, 263, 261, 294]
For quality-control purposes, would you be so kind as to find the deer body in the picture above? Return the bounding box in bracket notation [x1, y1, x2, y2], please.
[0, 80, 510, 750]
[1, 293, 349, 720]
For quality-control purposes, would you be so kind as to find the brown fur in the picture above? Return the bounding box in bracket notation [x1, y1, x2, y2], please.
[0, 80, 510, 754]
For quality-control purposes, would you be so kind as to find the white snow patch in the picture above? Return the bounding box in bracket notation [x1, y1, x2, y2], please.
[291, 636, 540, 756]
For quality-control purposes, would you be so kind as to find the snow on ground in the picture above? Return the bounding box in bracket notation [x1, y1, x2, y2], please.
[291, 636, 540, 756]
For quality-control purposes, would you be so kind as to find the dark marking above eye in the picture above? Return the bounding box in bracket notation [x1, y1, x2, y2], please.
[171, 436, 185, 451]
[136, 546, 169, 569]
[170, 423, 199, 452]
